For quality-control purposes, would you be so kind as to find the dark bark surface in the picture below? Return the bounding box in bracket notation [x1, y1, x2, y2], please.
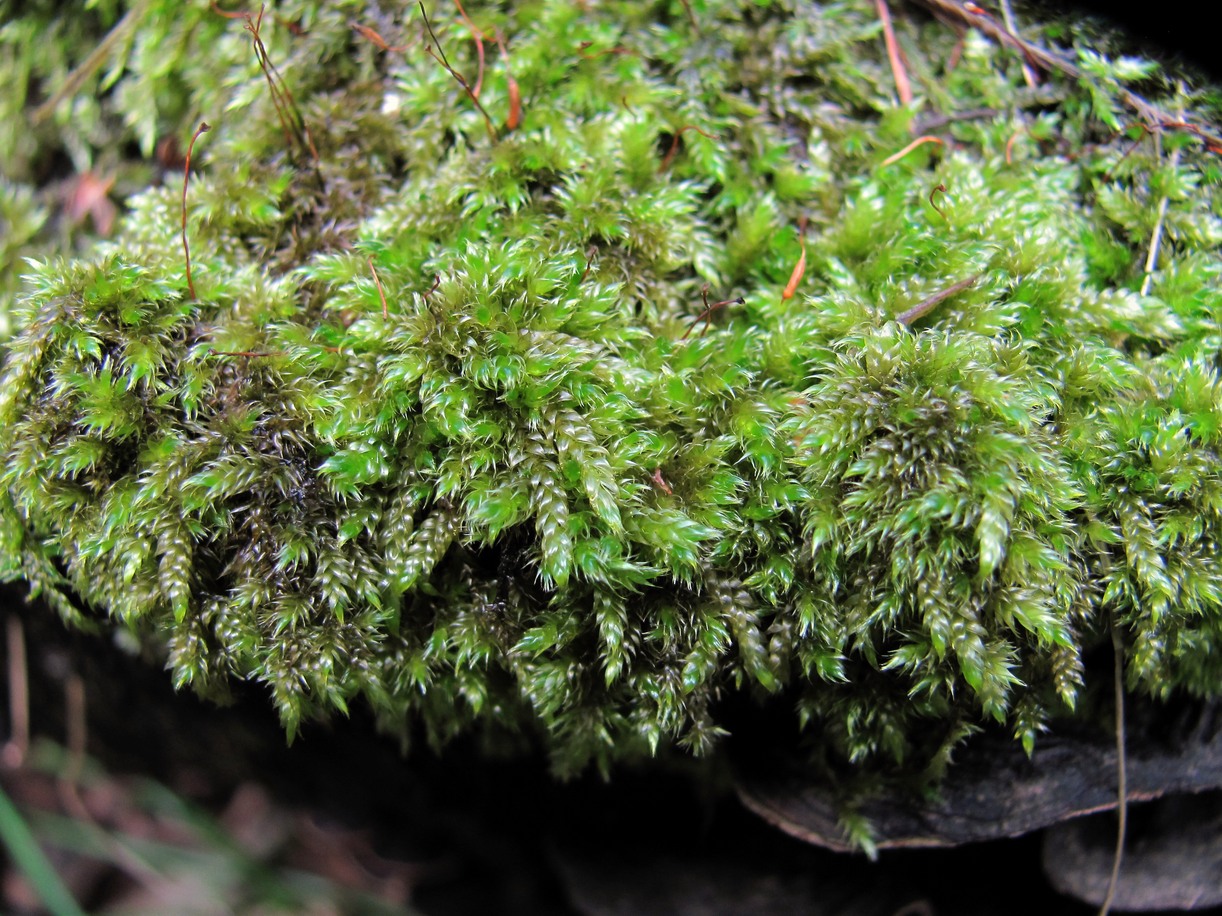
[736, 701, 1222, 851]
[1043, 793, 1222, 911]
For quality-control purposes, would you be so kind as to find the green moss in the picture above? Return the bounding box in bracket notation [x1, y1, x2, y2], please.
[2, 0, 1221, 790]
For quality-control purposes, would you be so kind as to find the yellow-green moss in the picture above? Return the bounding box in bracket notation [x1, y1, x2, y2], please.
[1, 0, 1220, 784]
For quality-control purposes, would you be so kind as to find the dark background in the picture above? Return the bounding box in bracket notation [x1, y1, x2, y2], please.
[1051, 1, 1221, 79]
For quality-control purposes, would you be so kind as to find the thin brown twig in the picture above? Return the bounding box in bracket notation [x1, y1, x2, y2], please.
[206, 348, 283, 358]
[183, 121, 211, 300]
[681, 285, 744, 340]
[1140, 132, 1181, 297]
[895, 273, 980, 325]
[907, 0, 1222, 150]
[1160, 119, 1222, 154]
[875, 0, 912, 106]
[1098, 616, 1128, 916]
[451, 0, 489, 39]
[1, 616, 29, 769]
[677, 0, 700, 32]
[32, 0, 153, 123]
[578, 42, 636, 59]
[945, 31, 965, 72]
[452, 0, 488, 98]
[1102, 124, 1153, 181]
[580, 244, 598, 284]
[1004, 126, 1023, 164]
[57, 672, 88, 821]
[244, 5, 320, 165]
[211, 1, 250, 19]
[996, 0, 1037, 88]
[419, 2, 499, 140]
[911, 107, 998, 134]
[55, 669, 163, 884]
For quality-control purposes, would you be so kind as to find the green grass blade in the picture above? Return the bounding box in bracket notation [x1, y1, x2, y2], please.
[0, 781, 87, 916]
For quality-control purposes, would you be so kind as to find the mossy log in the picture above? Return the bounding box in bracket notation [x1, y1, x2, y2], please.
[1, 0, 1220, 834]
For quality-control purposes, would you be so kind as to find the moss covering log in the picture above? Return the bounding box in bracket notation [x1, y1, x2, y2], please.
[1, 0, 1220, 801]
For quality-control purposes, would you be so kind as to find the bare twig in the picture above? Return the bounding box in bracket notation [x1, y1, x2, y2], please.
[419, 2, 499, 141]
[907, 0, 1222, 149]
[1140, 134, 1181, 298]
[214, 4, 320, 168]
[997, 0, 1037, 88]
[55, 669, 163, 884]
[1098, 617, 1128, 916]
[681, 285, 744, 340]
[245, 6, 320, 165]
[57, 672, 88, 821]
[911, 107, 998, 134]
[875, 0, 913, 106]
[578, 42, 636, 59]
[31, 0, 153, 123]
[1004, 126, 1023, 164]
[183, 121, 211, 300]
[677, 0, 700, 32]
[895, 273, 979, 325]
[205, 348, 283, 358]
[580, 244, 598, 284]
[946, 31, 965, 72]
[1103, 124, 1153, 181]
[452, 0, 488, 97]
[211, 1, 251, 18]
[1, 616, 29, 769]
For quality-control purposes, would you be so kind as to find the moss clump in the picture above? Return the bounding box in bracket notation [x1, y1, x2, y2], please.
[1, 0, 1221, 781]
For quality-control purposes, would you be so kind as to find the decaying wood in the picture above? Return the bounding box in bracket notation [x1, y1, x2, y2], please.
[736, 702, 1222, 853]
[1043, 793, 1222, 911]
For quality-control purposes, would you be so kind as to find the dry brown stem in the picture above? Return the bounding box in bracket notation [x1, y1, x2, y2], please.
[895, 273, 979, 325]
[876, 0, 913, 105]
